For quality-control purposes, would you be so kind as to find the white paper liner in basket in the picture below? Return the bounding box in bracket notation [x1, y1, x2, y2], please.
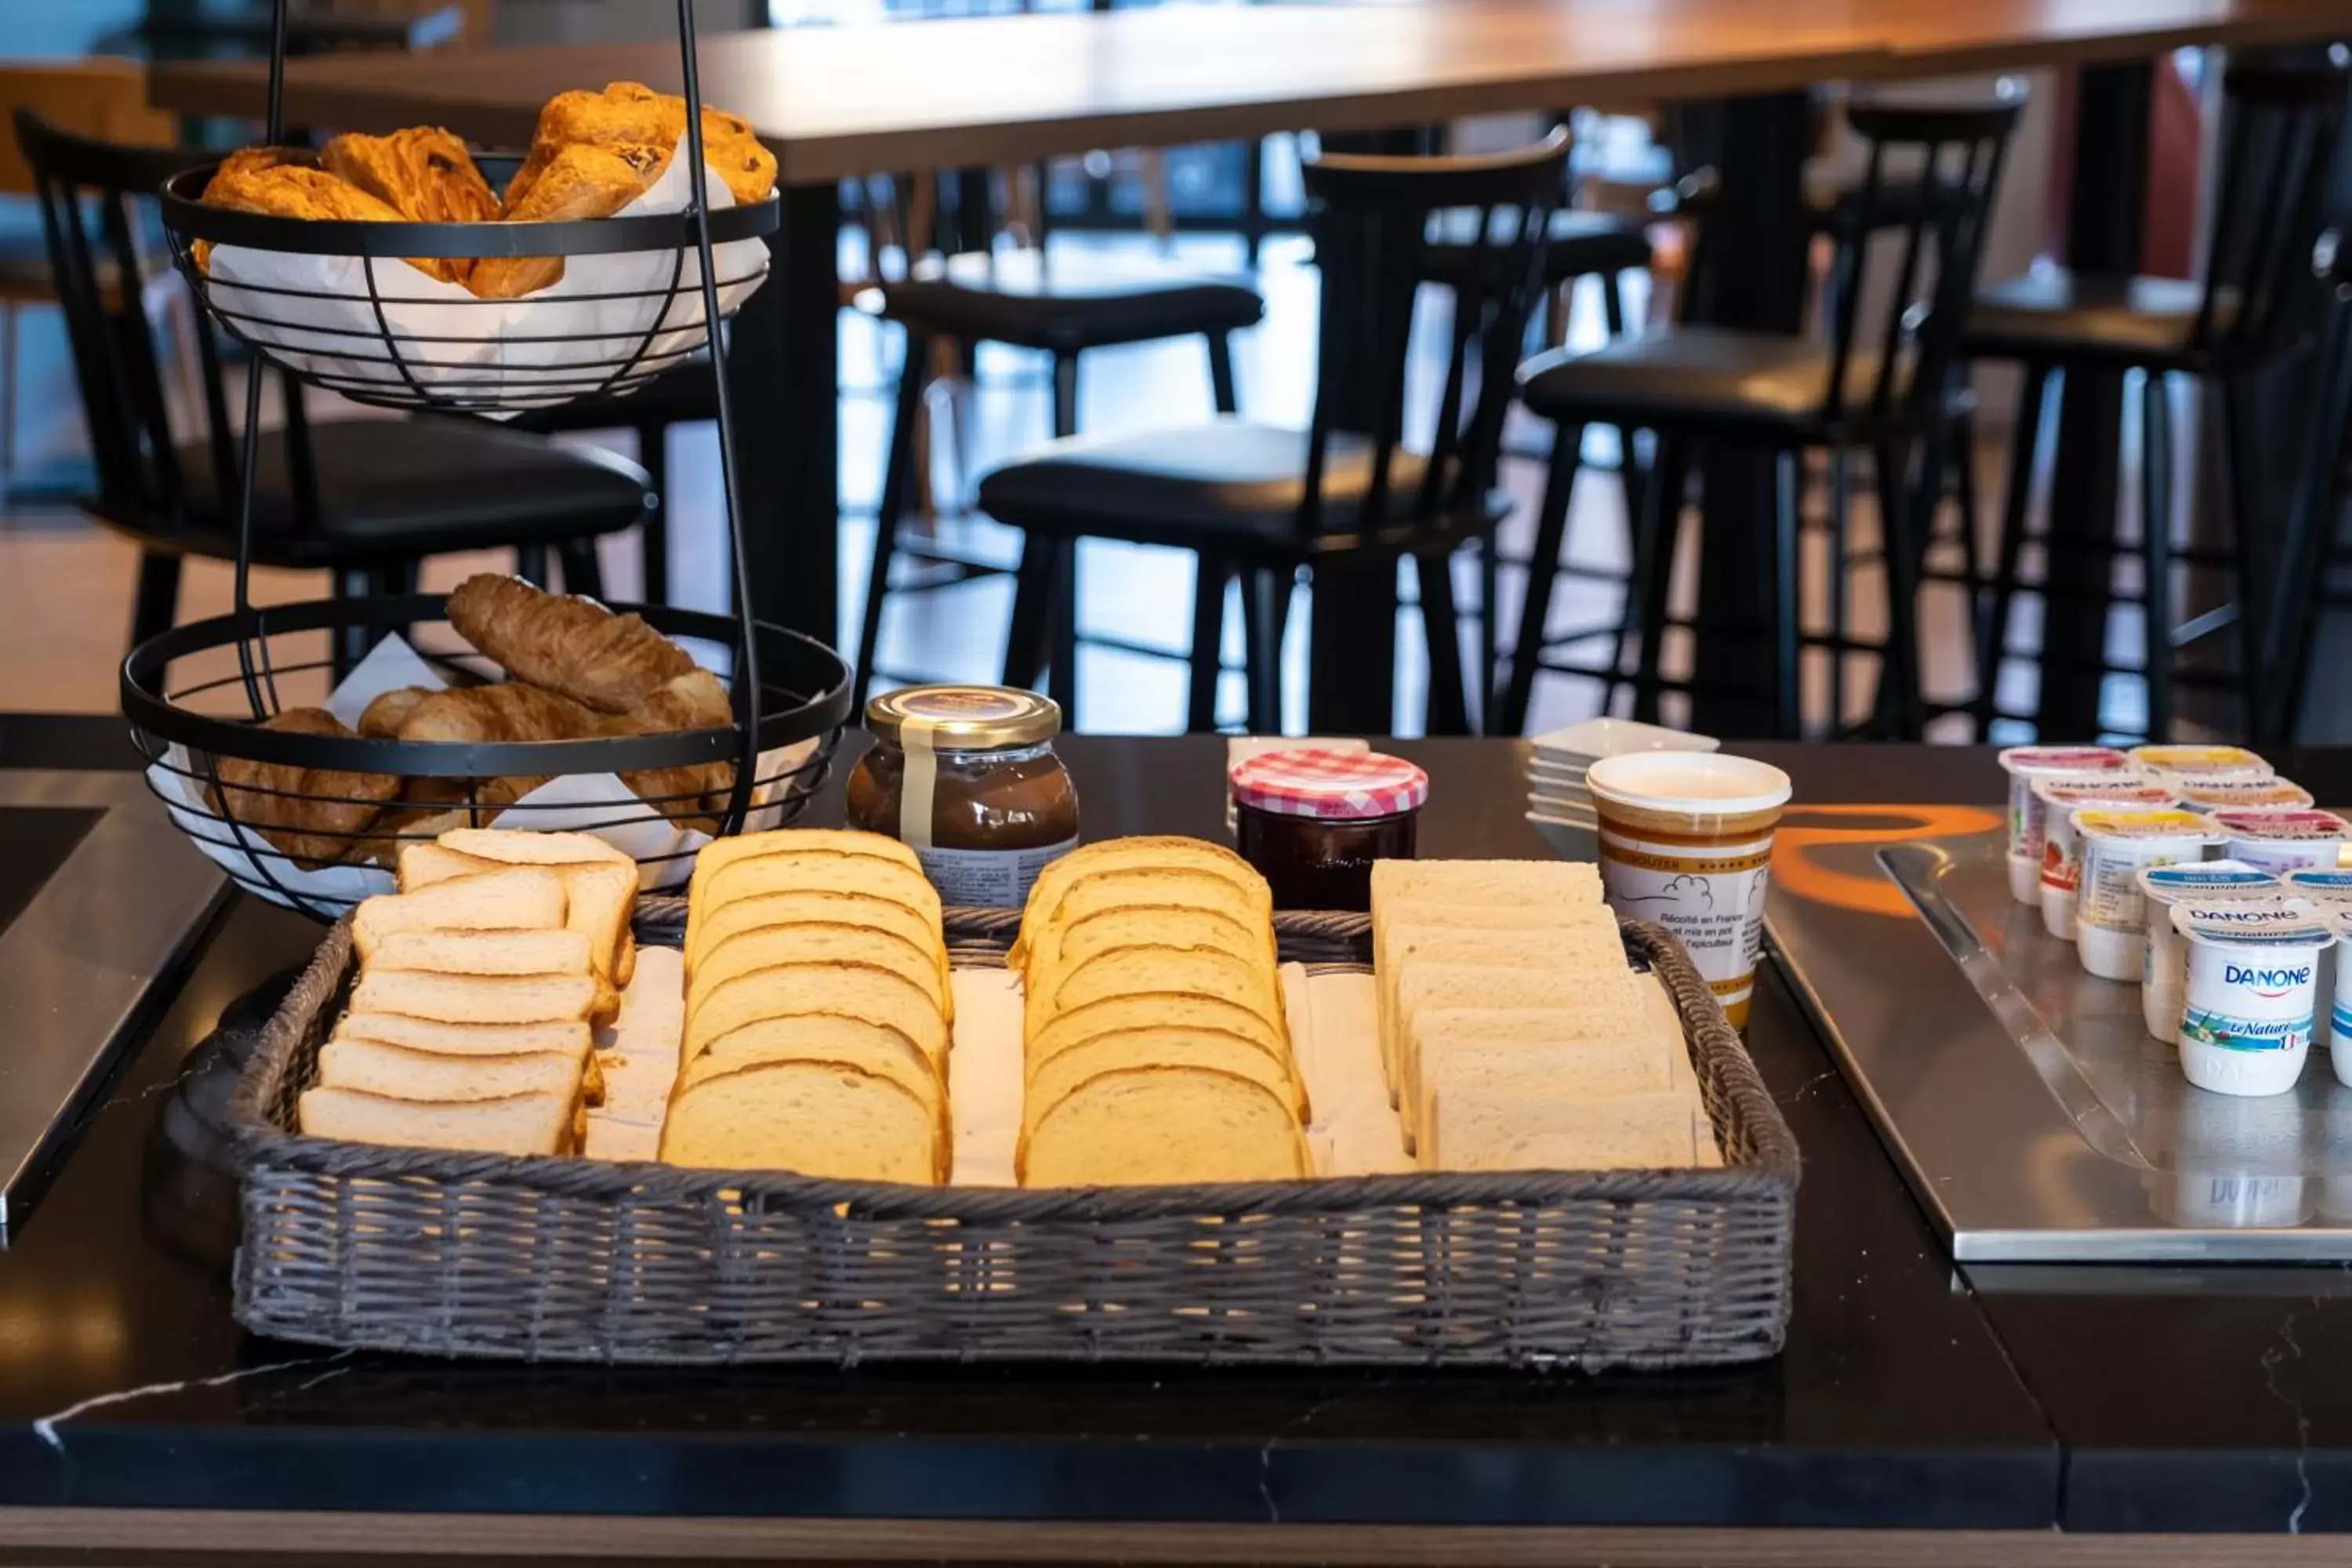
[201, 157, 768, 414]
[148, 633, 815, 909]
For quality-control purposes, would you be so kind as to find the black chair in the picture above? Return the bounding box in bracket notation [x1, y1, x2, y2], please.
[1508, 100, 2020, 739]
[971, 130, 1572, 734]
[851, 243, 1265, 713]
[17, 113, 652, 663]
[510, 359, 716, 605]
[2269, 226, 2352, 741]
[1965, 61, 2347, 743]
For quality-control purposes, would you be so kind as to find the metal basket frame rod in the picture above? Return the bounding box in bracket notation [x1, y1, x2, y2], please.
[674, 0, 765, 836]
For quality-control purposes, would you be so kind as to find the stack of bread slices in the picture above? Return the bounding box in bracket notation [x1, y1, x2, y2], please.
[299, 828, 640, 1156]
[663, 829, 950, 1183]
[1012, 837, 1309, 1185]
[1371, 860, 1716, 1171]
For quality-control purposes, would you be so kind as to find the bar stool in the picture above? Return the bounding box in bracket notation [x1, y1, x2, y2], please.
[2269, 226, 2352, 742]
[971, 132, 1572, 735]
[1965, 61, 2346, 743]
[1508, 100, 2020, 739]
[851, 245, 1265, 713]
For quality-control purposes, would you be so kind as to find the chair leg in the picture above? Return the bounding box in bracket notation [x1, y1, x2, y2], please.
[0, 302, 16, 504]
[2273, 307, 2352, 744]
[129, 550, 182, 652]
[1975, 363, 2049, 740]
[1625, 436, 1686, 724]
[1187, 554, 1228, 731]
[1501, 421, 1582, 735]
[1047, 541, 1080, 720]
[2140, 368, 2176, 744]
[1051, 351, 1080, 439]
[1602, 270, 1629, 338]
[557, 537, 605, 603]
[1950, 401, 1984, 604]
[1241, 565, 1285, 733]
[1207, 334, 1239, 416]
[855, 333, 931, 710]
[1002, 535, 1061, 691]
[2219, 371, 2271, 742]
[514, 543, 550, 587]
[331, 564, 382, 682]
[1772, 447, 1804, 740]
[634, 422, 670, 605]
[1827, 445, 1852, 728]
[1871, 437, 1927, 740]
[1241, 136, 1267, 269]
[1418, 550, 1472, 737]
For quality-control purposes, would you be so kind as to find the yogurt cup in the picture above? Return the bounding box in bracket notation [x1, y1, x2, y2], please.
[2172, 775, 2315, 815]
[1997, 746, 2133, 904]
[2131, 744, 2274, 781]
[2172, 898, 2334, 1097]
[2070, 808, 2223, 982]
[2139, 861, 2277, 1042]
[2329, 906, 2352, 1084]
[2211, 808, 2352, 874]
[2285, 869, 2352, 1049]
[2034, 777, 2178, 941]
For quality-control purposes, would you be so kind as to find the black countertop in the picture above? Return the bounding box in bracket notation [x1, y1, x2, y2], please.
[3, 721, 2347, 1539]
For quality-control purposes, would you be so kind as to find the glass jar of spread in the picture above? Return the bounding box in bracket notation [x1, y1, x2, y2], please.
[1229, 747, 1428, 911]
[845, 685, 1079, 906]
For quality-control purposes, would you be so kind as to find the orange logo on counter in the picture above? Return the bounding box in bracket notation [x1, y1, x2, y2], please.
[1771, 805, 2002, 917]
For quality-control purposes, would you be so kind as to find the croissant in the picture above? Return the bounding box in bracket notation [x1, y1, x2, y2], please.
[615, 670, 736, 834]
[205, 707, 403, 869]
[357, 684, 434, 739]
[198, 158, 456, 285]
[390, 679, 713, 832]
[466, 142, 666, 299]
[321, 128, 499, 286]
[444, 574, 694, 714]
[503, 82, 775, 212]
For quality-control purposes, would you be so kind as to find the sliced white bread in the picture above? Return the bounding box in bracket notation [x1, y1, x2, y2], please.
[1018, 1065, 1305, 1186]
[1023, 1025, 1308, 1132]
[660, 1058, 939, 1181]
[396, 841, 501, 890]
[1410, 1018, 1677, 1150]
[348, 970, 604, 1027]
[1377, 923, 1628, 1098]
[685, 962, 949, 1066]
[397, 848, 634, 987]
[1369, 858, 1604, 909]
[298, 1083, 575, 1156]
[687, 890, 950, 991]
[1014, 857, 1271, 975]
[1030, 945, 1285, 1040]
[695, 853, 943, 943]
[688, 921, 950, 1022]
[352, 867, 567, 960]
[1028, 990, 1287, 1069]
[1019, 835, 1258, 923]
[330, 1013, 593, 1058]
[691, 827, 920, 884]
[684, 1013, 941, 1109]
[365, 927, 594, 978]
[1425, 1087, 1715, 1172]
[1031, 902, 1265, 1000]
[317, 1037, 587, 1104]
[1370, 898, 1620, 1052]
[1390, 964, 1646, 1112]
[434, 828, 633, 868]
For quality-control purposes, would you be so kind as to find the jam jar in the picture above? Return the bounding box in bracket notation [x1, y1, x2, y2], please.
[1229, 747, 1428, 910]
[845, 685, 1079, 906]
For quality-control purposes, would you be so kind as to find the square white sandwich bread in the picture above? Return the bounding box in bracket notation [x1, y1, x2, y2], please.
[297, 1084, 578, 1157]
[316, 1037, 587, 1105]
[1425, 1087, 1717, 1173]
[399, 839, 639, 989]
[1388, 963, 1645, 1116]
[1405, 1004, 1676, 1148]
[1369, 859, 1605, 908]
[1375, 920, 1625, 1091]
[352, 866, 567, 960]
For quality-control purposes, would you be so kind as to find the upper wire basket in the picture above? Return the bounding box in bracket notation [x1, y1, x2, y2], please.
[158, 151, 776, 417]
[122, 596, 851, 920]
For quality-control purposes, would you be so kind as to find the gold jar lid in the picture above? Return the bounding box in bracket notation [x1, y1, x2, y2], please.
[865, 685, 1062, 750]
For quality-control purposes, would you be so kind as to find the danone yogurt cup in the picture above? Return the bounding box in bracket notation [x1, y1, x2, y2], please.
[2069, 808, 2223, 982]
[2131, 744, 2274, 782]
[2034, 777, 2178, 941]
[2172, 898, 2334, 1097]
[2285, 868, 2352, 1049]
[2332, 906, 2352, 1087]
[2139, 860, 2277, 1042]
[2211, 808, 2352, 874]
[1997, 746, 2133, 904]
[2172, 775, 2315, 815]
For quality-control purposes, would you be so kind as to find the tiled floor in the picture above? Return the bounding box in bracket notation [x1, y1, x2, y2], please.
[0, 223, 2241, 742]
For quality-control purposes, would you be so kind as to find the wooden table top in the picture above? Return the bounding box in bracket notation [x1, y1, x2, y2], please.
[147, 0, 2352, 184]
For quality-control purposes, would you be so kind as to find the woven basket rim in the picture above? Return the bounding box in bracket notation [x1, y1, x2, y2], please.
[228, 903, 1800, 1221]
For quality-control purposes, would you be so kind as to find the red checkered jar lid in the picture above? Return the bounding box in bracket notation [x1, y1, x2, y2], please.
[1228, 747, 1430, 820]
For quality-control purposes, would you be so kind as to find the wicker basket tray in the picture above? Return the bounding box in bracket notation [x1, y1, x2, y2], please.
[227, 906, 1799, 1368]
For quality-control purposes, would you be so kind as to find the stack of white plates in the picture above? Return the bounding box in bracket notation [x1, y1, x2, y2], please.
[1525, 717, 1720, 858]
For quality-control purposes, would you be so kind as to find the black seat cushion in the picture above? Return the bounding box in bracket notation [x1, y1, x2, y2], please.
[869, 249, 1264, 352]
[89, 417, 651, 567]
[978, 419, 1494, 555]
[1963, 269, 2226, 365]
[1421, 209, 1654, 287]
[1518, 325, 1913, 435]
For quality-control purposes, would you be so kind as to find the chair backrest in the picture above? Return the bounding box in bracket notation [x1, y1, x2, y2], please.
[1817, 96, 2020, 430]
[13, 110, 314, 543]
[2194, 60, 2349, 361]
[1298, 129, 1571, 539]
[0, 59, 175, 198]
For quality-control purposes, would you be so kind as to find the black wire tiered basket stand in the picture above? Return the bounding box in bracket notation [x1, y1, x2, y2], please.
[124, 0, 851, 919]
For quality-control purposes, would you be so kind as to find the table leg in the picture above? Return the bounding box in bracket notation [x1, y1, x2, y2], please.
[2034, 64, 2152, 740]
[731, 182, 841, 646]
[1679, 92, 1814, 739]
